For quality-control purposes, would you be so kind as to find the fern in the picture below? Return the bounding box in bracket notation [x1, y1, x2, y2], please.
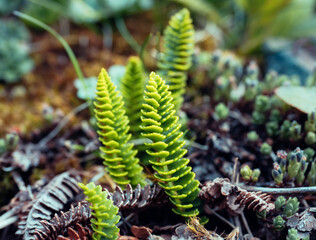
[140, 72, 200, 217]
[94, 68, 146, 188]
[120, 56, 146, 139]
[158, 8, 194, 112]
[78, 182, 120, 240]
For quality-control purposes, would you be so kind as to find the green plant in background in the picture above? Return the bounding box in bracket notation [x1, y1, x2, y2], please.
[272, 148, 315, 186]
[0, 19, 33, 83]
[120, 56, 146, 139]
[174, 0, 316, 55]
[275, 196, 286, 210]
[0, 0, 23, 15]
[272, 196, 300, 234]
[158, 8, 194, 112]
[79, 182, 120, 240]
[240, 165, 260, 182]
[260, 142, 272, 156]
[243, 61, 260, 101]
[273, 215, 285, 231]
[252, 95, 270, 125]
[94, 68, 146, 188]
[0, 133, 19, 155]
[286, 228, 299, 240]
[247, 131, 259, 142]
[66, 0, 153, 24]
[214, 103, 229, 121]
[140, 72, 200, 217]
[283, 197, 299, 217]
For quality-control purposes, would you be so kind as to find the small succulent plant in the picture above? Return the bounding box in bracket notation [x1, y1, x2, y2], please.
[272, 147, 315, 186]
[240, 165, 260, 182]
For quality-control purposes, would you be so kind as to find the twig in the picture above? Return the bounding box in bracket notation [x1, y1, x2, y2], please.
[241, 185, 316, 195]
[38, 102, 89, 148]
[0, 215, 18, 229]
[204, 205, 235, 229]
[240, 212, 253, 239]
[234, 216, 243, 240]
[232, 157, 238, 184]
[117, 213, 135, 228]
[11, 171, 26, 191]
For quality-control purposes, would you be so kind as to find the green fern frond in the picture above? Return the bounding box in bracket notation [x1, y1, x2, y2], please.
[94, 68, 146, 188]
[78, 182, 120, 240]
[158, 8, 194, 112]
[120, 56, 146, 139]
[140, 72, 200, 218]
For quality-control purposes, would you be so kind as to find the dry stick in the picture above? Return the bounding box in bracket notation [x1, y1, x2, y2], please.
[232, 157, 238, 184]
[0, 216, 18, 229]
[118, 213, 135, 228]
[204, 206, 235, 229]
[241, 186, 316, 195]
[240, 212, 253, 239]
[11, 171, 26, 191]
[38, 102, 89, 148]
[234, 216, 243, 240]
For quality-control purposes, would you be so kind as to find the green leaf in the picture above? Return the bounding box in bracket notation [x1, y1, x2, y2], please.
[275, 86, 316, 113]
[108, 64, 126, 89]
[74, 77, 97, 100]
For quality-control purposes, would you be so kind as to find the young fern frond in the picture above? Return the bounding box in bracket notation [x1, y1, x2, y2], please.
[94, 68, 146, 188]
[158, 8, 194, 112]
[78, 182, 120, 240]
[120, 56, 146, 139]
[140, 72, 200, 218]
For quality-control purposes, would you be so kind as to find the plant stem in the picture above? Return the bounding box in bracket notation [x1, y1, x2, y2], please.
[115, 17, 141, 53]
[14, 11, 93, 114]
[241, 212, 253, 239]
[241, 185, 316, 195]
[14, 11, 85, 83]
[38, 102, 89, 147]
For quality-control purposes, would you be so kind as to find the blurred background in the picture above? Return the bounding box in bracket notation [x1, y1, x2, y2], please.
[1, 0, 316, 136]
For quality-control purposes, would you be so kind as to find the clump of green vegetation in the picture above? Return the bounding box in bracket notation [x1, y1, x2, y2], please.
[240, 165, 260, 182]
[0, 19, 33, 83]
[272, 148, 315, 186]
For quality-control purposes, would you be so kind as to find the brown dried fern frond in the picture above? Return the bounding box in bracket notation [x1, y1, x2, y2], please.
[16, 170, 82, 240]
[33, 202, 92, 240]
[56, 223, 92, 240]
[109, 183, 168, 210]
[199, 178, 275, 215]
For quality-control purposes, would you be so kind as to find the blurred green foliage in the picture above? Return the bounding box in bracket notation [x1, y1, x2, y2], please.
[173, 0, 316, 54]
[0, 20, 33, 83]
[67, 0, 153, 23]
[0, 0, 24, 16]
